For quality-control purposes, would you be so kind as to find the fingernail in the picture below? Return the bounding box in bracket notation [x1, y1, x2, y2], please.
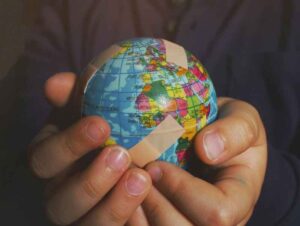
[106, 147, 130, 171]
[86, 123, 105, 142]
[147, 166, 162, 183]
[125, 172, 148, 196]
[204, 132, 225, 160]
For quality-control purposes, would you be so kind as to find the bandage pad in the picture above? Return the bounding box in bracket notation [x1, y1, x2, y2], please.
[163, 39, 188, 69]
[82, 45, 122, 94]
[129, 115, 185, 168]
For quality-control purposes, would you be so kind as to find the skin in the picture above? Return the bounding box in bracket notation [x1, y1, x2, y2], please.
[28, 72, 267, 226]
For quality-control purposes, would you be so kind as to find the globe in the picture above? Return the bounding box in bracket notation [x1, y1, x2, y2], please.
[81, 38, 218, 168]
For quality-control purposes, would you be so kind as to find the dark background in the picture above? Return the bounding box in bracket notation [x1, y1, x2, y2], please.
[0, 0, 39, 202]
[0, 3, 49, 225]
[0, 0, 38, 80]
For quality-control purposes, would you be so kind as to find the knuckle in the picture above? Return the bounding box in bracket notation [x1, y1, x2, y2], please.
[168, 175, 192, 198]
[243, 101, 260, 117]
[232, 114, 257, 148]
[105, 206, 128, 224]
[46, 203, 68, 226]
[240, 117, 255, 142]
[241, 102, 261, 131]
[207, 204, 235, 226]
[29, 152, 48, 179]
[81, 177, 103, 200]
[63, 133, 81, 159]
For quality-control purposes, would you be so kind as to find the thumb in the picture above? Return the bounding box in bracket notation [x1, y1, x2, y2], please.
[45, 72, 77, 107]
[194, 97, 265, 165]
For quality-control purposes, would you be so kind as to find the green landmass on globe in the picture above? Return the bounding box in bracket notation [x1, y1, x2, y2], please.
[81, 38, 218, 169]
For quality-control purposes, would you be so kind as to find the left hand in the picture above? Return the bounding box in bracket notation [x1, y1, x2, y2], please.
[29, 73, 152, 226]
[127, 98, 267, 226]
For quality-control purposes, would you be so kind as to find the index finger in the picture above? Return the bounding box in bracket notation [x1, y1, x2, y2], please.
[28, 116, 110, 179]
[45, 72, 77, 107]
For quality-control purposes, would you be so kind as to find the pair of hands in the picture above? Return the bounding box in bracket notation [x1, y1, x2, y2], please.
[28, 73, 267, 226]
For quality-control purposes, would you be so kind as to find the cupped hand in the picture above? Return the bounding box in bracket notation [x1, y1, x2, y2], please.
[136, 98, 267, 226]
[28, 73, 152, 226]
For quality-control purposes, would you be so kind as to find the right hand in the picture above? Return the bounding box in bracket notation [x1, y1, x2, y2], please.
[28, 72, 152, 226]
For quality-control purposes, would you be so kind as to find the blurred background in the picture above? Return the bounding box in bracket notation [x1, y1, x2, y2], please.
[0, 0, 38, 80]
[0, 0, 40, 200]
[0, 1, 49, 222]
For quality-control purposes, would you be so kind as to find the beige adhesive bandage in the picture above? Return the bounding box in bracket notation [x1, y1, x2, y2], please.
[91, 45, 122, 68]
[163, 39, 188, 69]
[83, 45, 122, 93]
[129, 115, 185, 168]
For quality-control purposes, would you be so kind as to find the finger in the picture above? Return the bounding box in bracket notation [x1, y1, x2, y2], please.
[45, 146, 131, 225]
[78, 168, 151, 226]
[195, 97, 265, 165]
[45, 72, 77, 107]
[44, 167, 72, 199]
[146, 162, 258, 226]
[29, 116, 110, 178]
[44, 147, 104, 198]
[143, 187, 192, 226]
[45, 72, 81, 129]
[126, 206, 149, 226]
[30, 124, 60, 147]
[238, 208, 254, 226]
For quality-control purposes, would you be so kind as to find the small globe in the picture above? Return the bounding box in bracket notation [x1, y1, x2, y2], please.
[81, 38, 218, 168]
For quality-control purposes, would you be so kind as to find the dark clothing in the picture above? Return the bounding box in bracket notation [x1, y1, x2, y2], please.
[1, 0, 300, 225]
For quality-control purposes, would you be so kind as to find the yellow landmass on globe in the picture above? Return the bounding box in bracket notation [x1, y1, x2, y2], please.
[182, 117, 197, 140]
